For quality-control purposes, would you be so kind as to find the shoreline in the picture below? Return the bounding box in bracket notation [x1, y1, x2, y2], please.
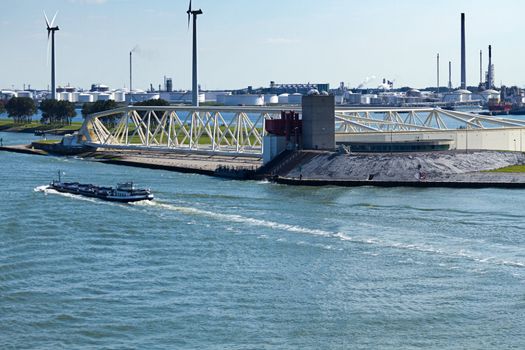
[2, 144, 525, 188]
[275, 176, 525, 189]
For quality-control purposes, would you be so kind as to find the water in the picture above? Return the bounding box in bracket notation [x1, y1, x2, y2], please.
[1, 131, 525, 349]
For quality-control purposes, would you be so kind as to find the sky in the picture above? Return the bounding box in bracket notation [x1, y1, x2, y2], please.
[1, 0, 525, 91]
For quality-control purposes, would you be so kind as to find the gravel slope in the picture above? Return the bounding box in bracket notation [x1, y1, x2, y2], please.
[286, 151, 525, 182]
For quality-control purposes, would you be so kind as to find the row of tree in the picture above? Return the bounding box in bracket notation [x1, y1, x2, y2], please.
[1, 97, 171, 125]
[1, 97, 76, 125]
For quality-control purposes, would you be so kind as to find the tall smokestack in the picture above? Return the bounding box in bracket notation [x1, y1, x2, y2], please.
[479, 50, 483, 85]
[460, 13, 466, 89]
[488, 44, 492, 89]
[436, 53, 440, 93]
[448, 61, 452, 89]
[129, 51, 133, 92]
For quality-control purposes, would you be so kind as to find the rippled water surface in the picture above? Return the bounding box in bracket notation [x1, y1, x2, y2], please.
[1, 131, 525, 349]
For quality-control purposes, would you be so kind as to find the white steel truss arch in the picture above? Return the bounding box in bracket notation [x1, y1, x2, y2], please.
[334, 107, 525, 133]
[79, 106, 285, 157]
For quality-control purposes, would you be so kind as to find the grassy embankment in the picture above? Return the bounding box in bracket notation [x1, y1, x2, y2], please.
[0, 118, 82, 133]
[488, 165, 525, 173]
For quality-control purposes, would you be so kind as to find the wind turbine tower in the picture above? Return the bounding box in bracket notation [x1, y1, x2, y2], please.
[187, 0, 203, 106]
[45, 12, 59, 100]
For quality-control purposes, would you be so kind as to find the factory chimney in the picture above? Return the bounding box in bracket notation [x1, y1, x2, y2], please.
[487, 45, 493, 89]
[479, 50, 483, 85]
[448, 61, 452, 89]
[436, 53, 440, 94]
[460, 13, 466, 90]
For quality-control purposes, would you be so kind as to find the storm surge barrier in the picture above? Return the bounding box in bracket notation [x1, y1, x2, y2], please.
[78, 105, 286, 157]
[77, 105, 525, 155]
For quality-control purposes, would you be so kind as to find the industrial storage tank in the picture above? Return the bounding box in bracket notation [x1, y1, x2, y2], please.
[78, 94, 94, 103]
[360, 94, 377, 104]
[278, 93, 289, 104]
[288, 93, 302, 104]
[345, 92, 362, 104]
[126, 92, 160, 103]
[222, 94, 264, 106]
[479, 89, 499, 103]
[113, 91, 126, 102]
[16, 91, 33, 99]
[63, 92, 73, 102]
[97, 93, 113, 101]
[263, 94, 278, 105]
[71, 92, 80, 102]
[453, 89, 472, 102]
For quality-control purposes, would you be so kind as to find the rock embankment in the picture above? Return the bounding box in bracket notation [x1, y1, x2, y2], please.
[285, 151, 525, 182]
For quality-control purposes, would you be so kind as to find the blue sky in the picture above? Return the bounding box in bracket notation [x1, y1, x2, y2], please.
[1, 0, 524, 91]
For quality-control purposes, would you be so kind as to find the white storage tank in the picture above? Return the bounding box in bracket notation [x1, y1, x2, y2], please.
[113, 91, 126, 102]
[264, 94, 278, 104]
[479, 89, 499, 103]
[126, 92, 160, 103]
[288, 93, 302, 104]
[97, 93, 111, 101]
[345, 93, 362, 104]
[223, 94, 264, 106]
[278, 93, 289, 104]
[16, 91, 33, 99]
[71, 92, 80, 102]
[333, 94, 344, 105]
[0, 91, 17, 99]
[453, 89, 472, 102]
[78, 94, 94, 103]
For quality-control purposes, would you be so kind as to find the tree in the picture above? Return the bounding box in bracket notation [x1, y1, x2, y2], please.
[39, 99, 77, 125]
[56, 100, 76, 125]
[133, 99, 171, 127]
[0, 100, 6, 115]
[81, 100, 119, 118]
[39, 99, 58, 124]
[133, 98, 170, 107]
[82, 100, 120, 127]
[5, 97, 36, 123]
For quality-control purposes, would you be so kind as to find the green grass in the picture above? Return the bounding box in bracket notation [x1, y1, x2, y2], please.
[32, 139, 61, 144]
[0, 118, 81, 132]
[487, 165, 525, 173]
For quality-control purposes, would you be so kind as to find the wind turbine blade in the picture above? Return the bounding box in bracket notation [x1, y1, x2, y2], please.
[50, 11, 59, 27]
[44, 11, 50, 28]
[187, 0, 191, 29]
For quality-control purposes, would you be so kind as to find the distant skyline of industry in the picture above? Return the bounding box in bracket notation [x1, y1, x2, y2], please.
[2, 0, 525, 91]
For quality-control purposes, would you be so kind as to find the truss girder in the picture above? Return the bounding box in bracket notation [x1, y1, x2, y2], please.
[81, 106, 279, 155]
[335, 107, 525, 133]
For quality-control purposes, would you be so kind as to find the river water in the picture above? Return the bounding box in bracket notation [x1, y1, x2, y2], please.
[1, 131, 525, 349]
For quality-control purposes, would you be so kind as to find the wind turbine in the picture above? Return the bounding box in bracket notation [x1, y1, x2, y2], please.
[187, 0, 203, 106]
[44, 11, 59, 100]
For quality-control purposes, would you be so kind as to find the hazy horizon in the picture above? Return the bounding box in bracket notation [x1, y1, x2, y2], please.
[2, 0, 525, 91]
